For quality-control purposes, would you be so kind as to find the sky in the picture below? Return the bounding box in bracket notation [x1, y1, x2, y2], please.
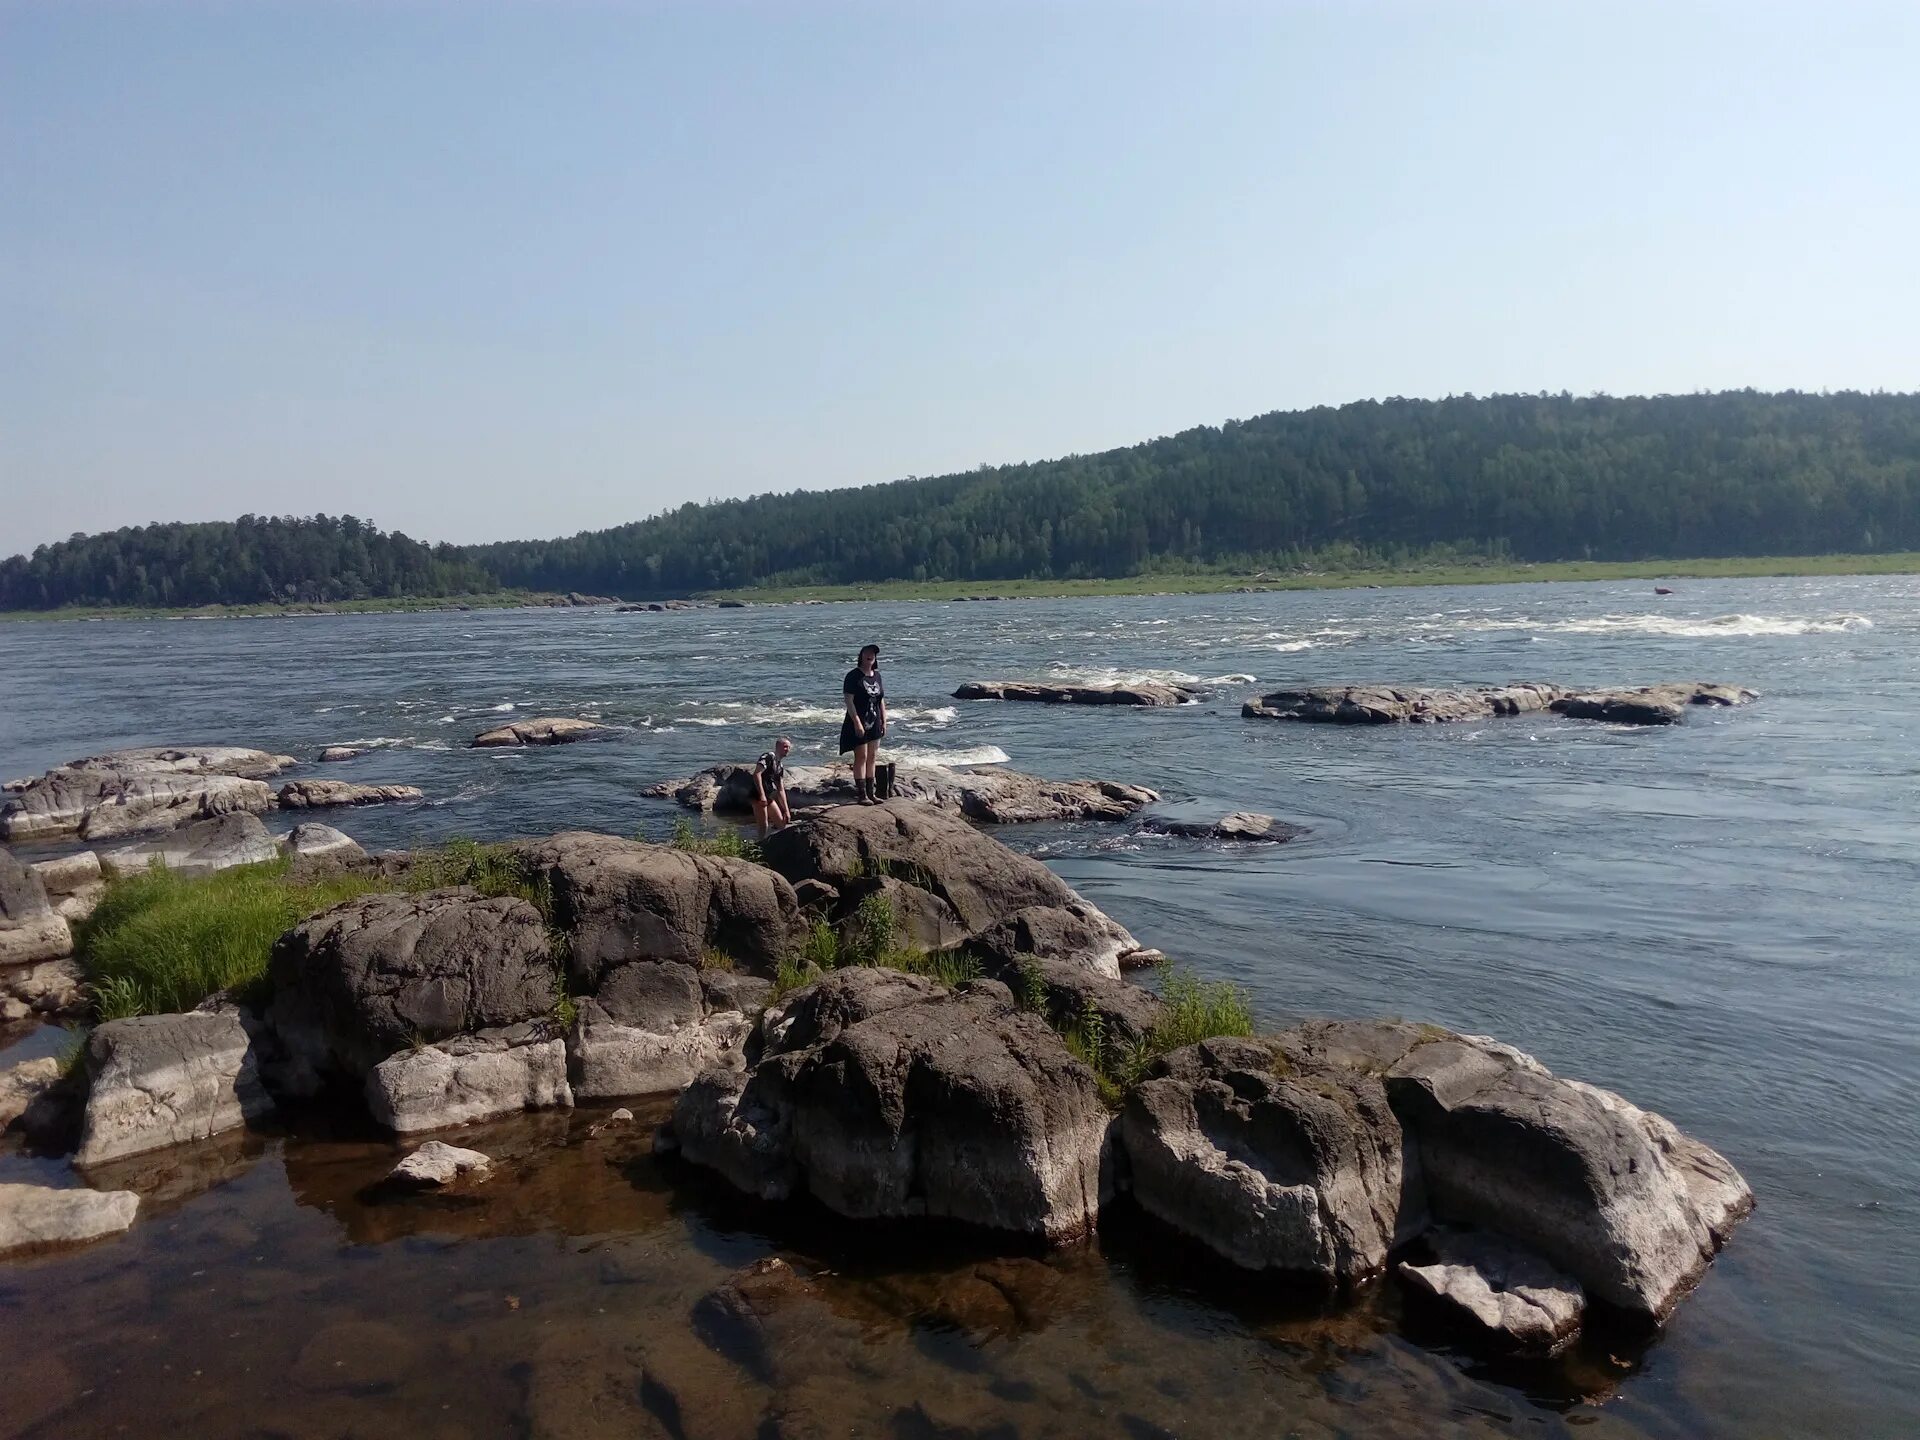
[3, 1, 1917, 555]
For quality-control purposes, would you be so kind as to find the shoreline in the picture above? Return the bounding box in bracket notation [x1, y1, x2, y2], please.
[1, 551, 1914, 622]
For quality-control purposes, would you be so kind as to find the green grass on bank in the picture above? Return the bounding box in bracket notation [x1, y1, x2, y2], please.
[77, 839, 562, 1022]
[702, 550, 1920, 605]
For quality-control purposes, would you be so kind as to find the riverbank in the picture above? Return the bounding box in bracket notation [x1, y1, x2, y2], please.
[0, 591, 554, 623]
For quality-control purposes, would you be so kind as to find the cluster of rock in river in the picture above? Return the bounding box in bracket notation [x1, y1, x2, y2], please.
[1, 786, 1753, 1356]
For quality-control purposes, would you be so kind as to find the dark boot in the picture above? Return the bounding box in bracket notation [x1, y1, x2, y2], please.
[860, 776, 878, 805]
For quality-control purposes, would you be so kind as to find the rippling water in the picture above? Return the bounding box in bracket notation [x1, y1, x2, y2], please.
[2, 576, 1916, 1438]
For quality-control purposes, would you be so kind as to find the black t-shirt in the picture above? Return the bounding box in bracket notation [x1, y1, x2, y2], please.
[843, 667, 884, 729]
[755, 751, 784, 794]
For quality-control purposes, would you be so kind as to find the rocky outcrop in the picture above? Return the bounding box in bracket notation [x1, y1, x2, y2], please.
[0, 850, 73, 968]
[365, 1023, 571, 1133]
[1121, 1035, 1411, 1282]
[648, 762, 1158, 824]
[516, 831, 805, 986]
[1397, 1229, 1586, 1355]
[280, 822, 364, 862]
[1119, 1020, 1752, 1321]
[567, 959, 770, 1099]
[669, 969, 1110, 1242]
[29, 850, 105, 924]
[954, 680, 1201, 706]
[75, 1006, 275, 1166]
[0, 959, 84, 1023]
[1242, 681, 1757, 727]
[758, 803, 1146, 978]
[277, 779, 424, 809]
[470, 716, 612, 747]
[96, 812, 281, 877]
[1, 746, 291, 841]
[265, 888, 560, 1089]
[0, 1183, 140, 1259]
[1138, 811, 1306, 842]
[387, 1139, 492, 1188]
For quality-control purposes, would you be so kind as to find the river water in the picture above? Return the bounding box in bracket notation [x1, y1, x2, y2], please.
[1, 576, 1915, 1438]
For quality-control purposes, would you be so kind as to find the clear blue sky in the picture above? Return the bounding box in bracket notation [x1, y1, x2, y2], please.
[3, 1, 1916, 555]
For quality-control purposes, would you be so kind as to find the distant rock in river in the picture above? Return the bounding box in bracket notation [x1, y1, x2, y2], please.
[955, 679, 1200, 706]
[470, 716, 613, 747]
[648, 761, 1156, 824]
[1242, 681, 1756, 726]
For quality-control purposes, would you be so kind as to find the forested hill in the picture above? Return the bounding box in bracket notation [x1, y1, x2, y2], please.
[0, 514, 493, 610]
[6, 390, 1920, 609]
[472, 390, 1920, 593]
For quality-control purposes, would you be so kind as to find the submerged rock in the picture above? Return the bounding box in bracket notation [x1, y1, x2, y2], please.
[366, 1024, 572, 1133]
[76, 1006, 276, 1167]
[1138, 811, 1306, 842]
[1397, 1229, 1586, 1355]
[567, 959, 768, 1099]
[0, 1182, 140, 1259]
[277, 779, 424, 809]
[470, 716, 612, 747]
[648, 762, 1157, 824]
[758, 802, 1146, 978]
[386, 1139, 493, 1188]
[0, 746, 291, 841]
[1242, 681, 1756, 727]
[96, 812, 282, 877]
[954, 680, 1201, 706]
[517, 830, 805, 986]
[671, 969, 1110, 1242]
[265, 888, 560, 1089]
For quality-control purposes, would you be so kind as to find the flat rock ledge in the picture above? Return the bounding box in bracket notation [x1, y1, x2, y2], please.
[955, 680, 1201, 707]
[470, 716, 613, 747]
[0, 1183, 140, 1259]
[648, 762, 1157, 824]
[278, 779, 424, 809]
[1138, 812, 1306, 843]
[1242, 681, 1757, 727]
[2, 745, 294, 842]
[1398, 1229, 1586, 1355]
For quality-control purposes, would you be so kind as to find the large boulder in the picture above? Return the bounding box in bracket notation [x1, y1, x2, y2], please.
[470, 716, 611, 747]
[0, 850, 73, 968]
[264, 888, 559, 1089]
[96, 812, 282, 877]
[567, 959, 770, 1099]
[517, 831, 804, 987]
[280, 822, 364, 862]
[1550, 681, 1759, 725]
[758, 803, 1145, 979]
[669, 968, 1110, 1243]
[1, 746, 290, 841]
[75, 1005, 276, 1166]
[954, 680, 1200, 706]
[365, 1023, 572, 1133]
[648, 763, 1158, 824]
[1120, 1035, 1411, 1282]
[277, 779, 424, 809]
[0, 1183, 140, 1259]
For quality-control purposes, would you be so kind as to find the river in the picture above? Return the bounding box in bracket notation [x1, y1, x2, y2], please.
[1, 575, 1915, 1438]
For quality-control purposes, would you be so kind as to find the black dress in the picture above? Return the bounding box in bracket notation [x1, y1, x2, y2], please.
[839, 666, 884, 754]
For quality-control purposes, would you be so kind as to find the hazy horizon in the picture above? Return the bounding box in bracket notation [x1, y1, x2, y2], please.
[5, 1, 1918, 555]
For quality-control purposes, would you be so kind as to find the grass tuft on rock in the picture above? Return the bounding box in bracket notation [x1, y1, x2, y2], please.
[669, 817, 759, 861]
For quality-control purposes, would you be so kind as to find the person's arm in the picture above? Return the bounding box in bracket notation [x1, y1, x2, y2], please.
[754, 763, 769, 803]
[877, 682, 887, 732]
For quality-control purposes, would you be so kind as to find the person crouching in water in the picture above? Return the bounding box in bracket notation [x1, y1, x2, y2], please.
[840, 643, 886, 804]
[753, 737, 793, 837]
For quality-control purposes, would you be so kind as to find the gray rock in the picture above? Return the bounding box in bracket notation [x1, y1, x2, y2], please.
[470, 716, 612, 747]
[0, 1056, 61, 1132]
[0, 1183, 140, 1258]
[1, 745, 290, 841]
[648, 762, 1158, 825]
[27, 850, 101, 897]
[317, 746, 361, 763]
[1550, 681, 1760, 725]
[265, 888, 560, 1088]
[365, 1026, 572, 1133]
[566, 959, 766, 1099]
[96, 811, 281, 877]
[0, 958, 85, 1019]
[277, 779, 424, 808]
[76, 1006, 276, 1166]
[0, 850, 73, 967]
[281, 821, 364, 861]
[1120, 1035, 1411, 1282]
[954, 680, 1201, 706]
[671, 968, 1110, 1242]
[759, 803, 1142, 979]
[1397, 1229, 1586, 1355]
[517, 831, 804, 987]
[1138, 811, 1307, 842]
[1242, 681, 1757, 727]
[387, 1139, 492, 1187]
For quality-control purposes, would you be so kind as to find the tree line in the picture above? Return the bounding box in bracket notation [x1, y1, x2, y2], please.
[6, 390, 1919, 609]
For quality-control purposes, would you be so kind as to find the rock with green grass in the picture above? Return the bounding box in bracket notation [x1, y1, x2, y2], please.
[96, 812, 282, 878]
[75, 1004, 276, 1166]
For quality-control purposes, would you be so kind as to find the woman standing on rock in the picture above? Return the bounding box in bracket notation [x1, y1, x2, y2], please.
[840, 643, 887, 804]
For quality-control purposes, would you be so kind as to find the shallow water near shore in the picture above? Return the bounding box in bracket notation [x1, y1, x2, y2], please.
[3, 575, 1917, 1438]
